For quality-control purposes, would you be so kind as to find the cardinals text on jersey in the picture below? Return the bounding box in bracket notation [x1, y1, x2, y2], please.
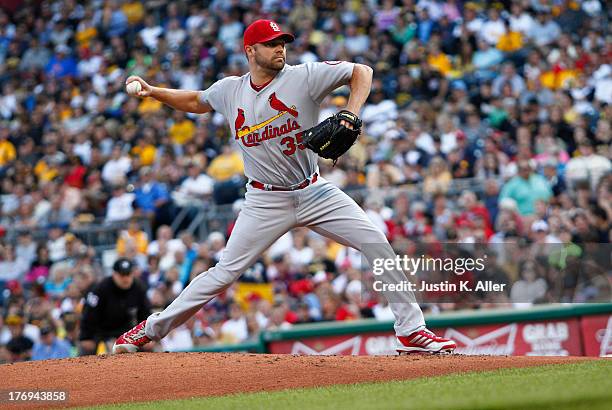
[234, 93, 304, 153]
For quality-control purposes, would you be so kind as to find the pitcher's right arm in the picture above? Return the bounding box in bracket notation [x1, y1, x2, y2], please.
[125, 76, 213, 114]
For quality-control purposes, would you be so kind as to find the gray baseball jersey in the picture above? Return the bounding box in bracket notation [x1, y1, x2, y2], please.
[198, 62, 354, 186]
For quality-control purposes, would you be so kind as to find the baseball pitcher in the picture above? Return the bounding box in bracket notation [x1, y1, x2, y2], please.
[114, 19, 456, 355]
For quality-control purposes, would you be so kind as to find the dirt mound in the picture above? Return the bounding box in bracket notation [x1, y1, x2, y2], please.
[2, 353, 593, 409]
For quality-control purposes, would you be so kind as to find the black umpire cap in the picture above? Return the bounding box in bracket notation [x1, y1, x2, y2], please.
[113, 258, 134, 275]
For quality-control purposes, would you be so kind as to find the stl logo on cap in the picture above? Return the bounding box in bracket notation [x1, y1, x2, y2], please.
[243, 19, 295, 49]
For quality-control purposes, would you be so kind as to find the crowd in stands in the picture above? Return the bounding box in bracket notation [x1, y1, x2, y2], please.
[0, 0, 610, 362]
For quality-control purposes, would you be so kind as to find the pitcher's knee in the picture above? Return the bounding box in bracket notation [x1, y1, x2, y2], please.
[199, 263, 242, 286]
[360, 229, 389, 246]
[219, 266, 243, 283]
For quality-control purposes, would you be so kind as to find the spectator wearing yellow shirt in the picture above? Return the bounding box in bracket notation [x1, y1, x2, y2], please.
[207, 145, 245, 182]
[496, 20, 527, 68]
[540, 52, 579, 90]
[497, 29, 523, 52]
[33, 160, 58, 182]
[208, 145, 246, 205]
[33, 144, 66, 183]
[131, 132, 157, 167]
[427, 43, 452, 76]
[75, 9, 98, 46]
[138, 95, 163, 115]
[116, 219, 149, 257]
[423, 156, 453, 195]
[0, 126, 16, 175]
[169, 111, 196, 150]
[121, 1, 145, 26]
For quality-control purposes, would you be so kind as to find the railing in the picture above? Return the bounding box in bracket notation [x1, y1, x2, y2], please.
[342, 176, 493, 202]
[1, 177, 494, 247]
[170, 203, 236, 242]
[2, 217, 153, 250]
[169, 176, 493, 241]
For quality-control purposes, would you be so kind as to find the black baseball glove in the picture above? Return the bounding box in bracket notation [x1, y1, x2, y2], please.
[301, 110, 362, 163]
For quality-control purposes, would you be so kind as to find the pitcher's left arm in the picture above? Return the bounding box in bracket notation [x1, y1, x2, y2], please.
[345, 64, 373, 118]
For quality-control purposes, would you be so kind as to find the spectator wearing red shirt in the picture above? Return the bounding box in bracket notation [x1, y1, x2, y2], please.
[64, 156, 87, 189]
[455, 191, 494, 239]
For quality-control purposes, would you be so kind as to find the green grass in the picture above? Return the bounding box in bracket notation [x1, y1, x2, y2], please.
[83, 361, 611, 410]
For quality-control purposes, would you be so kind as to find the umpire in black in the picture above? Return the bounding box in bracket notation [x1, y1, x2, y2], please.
[79, 258, 151, 355]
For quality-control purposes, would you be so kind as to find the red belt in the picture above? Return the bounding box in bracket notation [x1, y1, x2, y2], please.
[250, 173, 318, 191]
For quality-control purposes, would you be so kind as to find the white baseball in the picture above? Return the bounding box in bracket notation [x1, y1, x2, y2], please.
[126, 81, 142, 96]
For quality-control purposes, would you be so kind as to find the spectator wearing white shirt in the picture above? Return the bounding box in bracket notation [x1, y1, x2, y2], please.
[509, 4, 535, 36]
[295, 41, 318, 65]
[412, 125, 436, 156]
[530, 220, 562, 244]
[207, 231, 226, 262]
[73, 132, 92, 165]
[437, 114, 461, 155]
[510, 260, 547, 305]
[173, 163, 214, 206]
[0, 313, 40, 346]
[177, 64, 203, 91]
[565, 141, 611, 189]
[0, 84, 18, 120]
[220, 303, 248, 343]
[361, 86, 398, 139]
[582, 0, 602, 17]
[105, 185, 135, 222]
[31, 190, 51, 224]
[343, 25, 369, 56]
[529, 12, 561, 47]
[416, 0, 444, 21]
[49, 20, 73, 47]
[165, 18, 186, 50]
[139, 15, 163, 51]
[463, 4, 484, 35]
[492, 63, 526, 97]
[15, 232, 37, 267]
[101, 145, 131, 186]
[76, 42, 104, 78]
[46, 226, 67, 263]
[372, 295, 396, 321]
[160, 324, 194, 352]
[289, 229, 314, 267]
[158, 242, 187, 273]
[268, 231, 294, 260]
[582, 29, 605, 53]
[0, 245, 30, 281]
[147, 225, 184, 257]
[218, 12, 243, 50]
[185, 5, 205, 33]
[479, 8, 506, 45]
[364, 195, 389, 237]
[592, 64, 611, 104]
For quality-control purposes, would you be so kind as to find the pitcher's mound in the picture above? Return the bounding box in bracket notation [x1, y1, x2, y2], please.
[2, 353, 592, 409]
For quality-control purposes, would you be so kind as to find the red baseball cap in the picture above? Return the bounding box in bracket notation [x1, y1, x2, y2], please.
[243, 19, 294, 49]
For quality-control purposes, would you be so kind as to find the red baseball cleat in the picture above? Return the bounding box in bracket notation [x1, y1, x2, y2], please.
[396, 328, 456, 354]
[112, 320, 151, 354]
